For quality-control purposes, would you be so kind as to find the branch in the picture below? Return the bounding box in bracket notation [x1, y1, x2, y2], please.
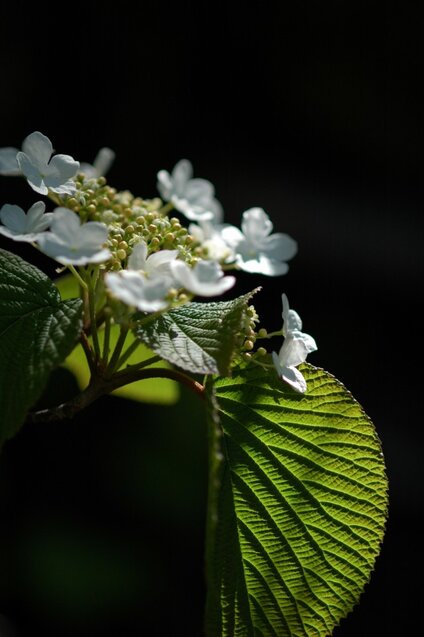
[27, 367, 205, 423]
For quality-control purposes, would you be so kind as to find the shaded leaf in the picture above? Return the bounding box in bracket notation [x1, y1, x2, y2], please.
[0, 249, 82, 445]
[137, 291, 258, 376]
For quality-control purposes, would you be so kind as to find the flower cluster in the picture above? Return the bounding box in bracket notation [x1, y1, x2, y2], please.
[0, 131, 317, 392]
[157, 159, 298, 276]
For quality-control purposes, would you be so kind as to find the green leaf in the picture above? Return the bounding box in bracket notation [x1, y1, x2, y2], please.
[136, 291, 258, 376]
[0, 249, 82, 445]
[54, 274, 179, 405]
[205, 362, 388, 637]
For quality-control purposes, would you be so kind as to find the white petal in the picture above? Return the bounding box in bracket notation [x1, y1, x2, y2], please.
[174, 198, 215, 221]
[128, 241, 148, 270]
[49, 208, 82, 241]
[210, 198, 224, 224]
[241, 208, 273, 241]
[156, 169, 173, 200]
[50, 180, 77, 195]
[77, 222, 109, 249]
[282, 294, 303, 333]
[37, 233, 111, 265]
[236, 255, 289, 276]
[0, 147, 20, 175]
[27, 201, 50, 232]
[220, 224, 244, 248]
[145, 249, 179, 276]
[79, 162, 97, 178]
[0, 226, 48, 243]
[171, 260, 235, 297]
[105, 271, 170, 312]
[44, 154, 80, 187]
[272, 351, 283, 376]
[262, 233, 298, 261]
[293, 330, 317, 354]
[22, 131, 53, 166]
[16, 152, 48, 195]
[172, 159, 193, 193]
[278, 336, 309, 368]
[0, 204, 27, 233]
[184, 178, 215, 200]
[281, 366, 307, 393]
[272, 351, 307, 392]
[93, 147, 115, 176]
[188, 223, 205, 242]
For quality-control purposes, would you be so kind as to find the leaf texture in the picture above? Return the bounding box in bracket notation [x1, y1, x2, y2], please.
[205, 362, 388, 637]
[0, 249, 82, 444]
[137, 291, 258, 375]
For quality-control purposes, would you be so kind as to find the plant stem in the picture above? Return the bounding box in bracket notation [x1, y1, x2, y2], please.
[80, 331, 96, 375]
[27, 367, 205, 423]
[112, 355, 162, 376]
[114, 336, 141, 370]
[102, 312, 112, 365]
[204, 378, 225, 629]
[88, 267, 101, 361]
[158, 202, 174, 215]
[257, 329, 283, 339]
[68, 265, 88, 291]
[105, 325, 129, 376]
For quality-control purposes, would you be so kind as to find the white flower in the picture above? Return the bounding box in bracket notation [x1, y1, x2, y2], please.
[221, 207, 297, 276]
[157, 159, 223, 222]
[0, 202, 52, 242]
[188, 220, 235, 262]
[272, 294, 317, 393]
[170, 259, 235, 297]
[105, 270, 172, 312]
[5, 131, 79, 195]
[128, 241, 178, 276]
[104, 241, 178, 313]
[79, 147, 115, 178]
[37, 208, 111, 266]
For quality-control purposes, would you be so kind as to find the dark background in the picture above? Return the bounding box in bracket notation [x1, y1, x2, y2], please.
[0, 1, 422, 635]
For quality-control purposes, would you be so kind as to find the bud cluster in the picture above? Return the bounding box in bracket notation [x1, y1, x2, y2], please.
[61, 175, 196, 270]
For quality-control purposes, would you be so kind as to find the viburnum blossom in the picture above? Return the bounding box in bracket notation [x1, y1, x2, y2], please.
[127, 241, 178, 276]
[79, 147, 115, 178]
[0, 132, 79, 195]
[105, 270, 172, 312]
[170, 259, 235, 297]
[272, 294, 317, 393]
[188, 220, 235, 262]
[221, 207, 297, 276]
[157, 159, 222, 222]
[37, 208, 111, 266]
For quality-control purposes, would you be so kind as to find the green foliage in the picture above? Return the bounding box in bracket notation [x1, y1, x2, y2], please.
[0, 249, 82, 445]
[63, 330, 179, 405]
[205, 361, 388, 636]
[55, 274, 179, 405]
[136, 291, 257, 375]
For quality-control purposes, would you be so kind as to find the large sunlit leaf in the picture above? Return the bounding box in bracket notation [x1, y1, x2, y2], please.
[0, 249, 82, 446]
[205, 362, 388, 636]
[136, 291, 258, 376]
